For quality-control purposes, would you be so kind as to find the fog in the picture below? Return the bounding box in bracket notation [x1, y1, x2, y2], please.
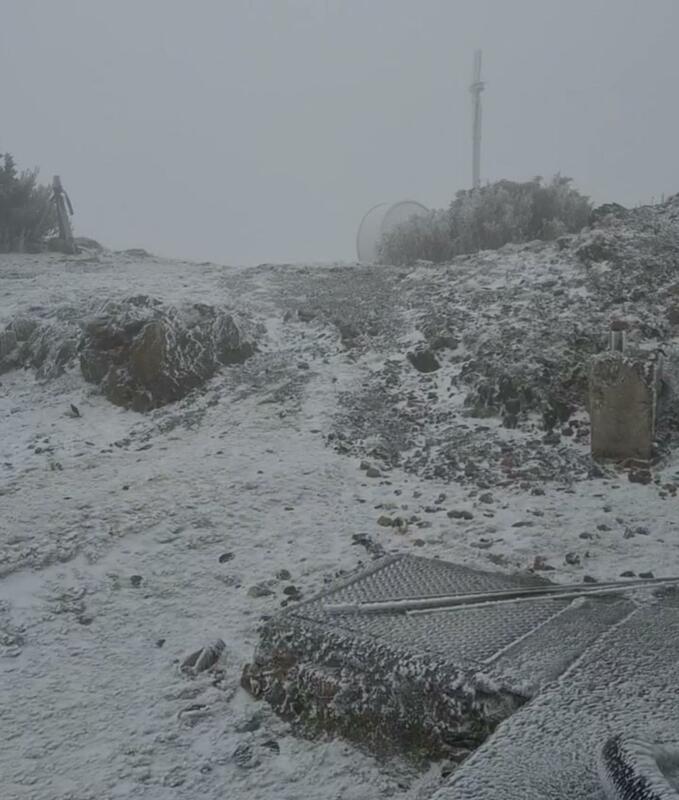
[2, 0, 678, 265]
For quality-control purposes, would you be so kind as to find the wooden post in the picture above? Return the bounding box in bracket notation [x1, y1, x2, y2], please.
[52, 175, 78, 254]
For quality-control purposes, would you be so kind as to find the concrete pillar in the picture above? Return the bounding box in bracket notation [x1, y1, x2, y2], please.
[589, 353, 655, 461]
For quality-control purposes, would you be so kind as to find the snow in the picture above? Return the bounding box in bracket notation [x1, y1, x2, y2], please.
[1, 241, 679, 799]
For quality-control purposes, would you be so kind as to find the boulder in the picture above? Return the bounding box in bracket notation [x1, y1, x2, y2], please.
[79, 296, 255, 411]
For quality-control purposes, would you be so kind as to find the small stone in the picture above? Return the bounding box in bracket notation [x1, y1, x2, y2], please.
[235, 713, 264, 733]
[447, 509, 474, 520]
[156, 638, 166, 648]
[579, 532, 594, 540]
[629, 469, 652, 485]
[511, 520, 534, 528]
[543, 431, 561, 445]
[297, 361, 310, 370]
[634, 525, 650, 536]
[639, 571, 655, 579]
[532, 556, 555, 572]
[407, 349, 440, 373]
[248, 584, 274, 598]
[620, 570, 636, 578]
[365, 467, 382, 478]
[565, 552, 581, 566]
[583, 575, 598, 584]
[130, 574, 143, 587]
[232, 743, 258, 769]
[596, 524, 611, 531]
[283, 585, 301, 597]
[479, 492, 494, 504]
[219, 552, 235, 563]
[359, 460, 371, 471]
[623, 527, 636, 539]
[377, 515, 394, 527]
[180, 639, 225, 674]
[275, 569, 291, 581]
[412, 539, 426, 547]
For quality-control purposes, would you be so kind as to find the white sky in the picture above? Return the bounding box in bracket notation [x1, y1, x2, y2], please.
[2, 0, 678, 264]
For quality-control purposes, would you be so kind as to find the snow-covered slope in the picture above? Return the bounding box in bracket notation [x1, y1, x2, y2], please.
[2, 200, 679, 800]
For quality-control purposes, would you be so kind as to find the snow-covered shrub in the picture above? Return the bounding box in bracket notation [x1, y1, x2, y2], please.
[0, 153, 57, 252]
[379, 175, 591, 265]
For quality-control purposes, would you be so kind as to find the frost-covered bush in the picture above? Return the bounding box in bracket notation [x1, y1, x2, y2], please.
[377, 209, 455, 266]
[379, 175, 591, 265]
[0, 152, 57, 252]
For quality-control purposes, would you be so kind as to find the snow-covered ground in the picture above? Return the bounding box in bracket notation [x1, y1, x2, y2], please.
[1, 247, 678, 800]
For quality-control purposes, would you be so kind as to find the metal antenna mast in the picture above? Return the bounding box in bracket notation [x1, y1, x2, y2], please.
[470, 49, 485, 189]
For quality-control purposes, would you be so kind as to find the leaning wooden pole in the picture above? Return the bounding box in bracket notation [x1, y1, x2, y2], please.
[52, 175, 78, 254]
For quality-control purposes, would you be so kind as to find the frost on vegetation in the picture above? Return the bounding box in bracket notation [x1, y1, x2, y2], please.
[379, 175, 592, 266]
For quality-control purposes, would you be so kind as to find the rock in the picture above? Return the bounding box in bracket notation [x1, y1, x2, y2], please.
[639, 571, 655, 579]
[283, 585, 302, 600]
[232, 743, 258, 769]
[542, 430, 561, 445]
[351, 533, 385, 558]
[596, 524, 611, 532]
[248, 584, 274, 598]
[219, 552, 235, 563]
[275, 569, 291, 581]
[447, 509, 474, 520]
[235, 713, 264, 733]
[579, 532, 594, 540]
[430, 334, 459, 351]
[532, 556, 555, 572]
[377, 515, 394, 527]
[623, 527, 636, 539]
[297, 361, 310, 370]
[565, 552, 581, 566]
[478, 492, 494, 504]
[620, 570, 636, 578]
[583, 575, 598, 584]
[407, 349, 440, 373]
[365, 467, 382, 478]
[297, 308, 316, 322]
[74, 236, 104, 251]
[588, 463, 606, 479]
[130, 574, 143, 587]
[633, 525, 650, 536]
[156, 638, 166, 648]
[0, 329, 17, 360]
[180, 639, 226, 674]
[336, 321, 359, 346]
[628, 468, 652, 485]
[79, 297, 255, 411]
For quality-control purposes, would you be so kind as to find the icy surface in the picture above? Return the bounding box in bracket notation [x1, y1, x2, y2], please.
[434, 598, 679, 799]
[1, 225, 679, 800]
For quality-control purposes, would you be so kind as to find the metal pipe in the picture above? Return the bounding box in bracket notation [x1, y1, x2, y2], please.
[323, 576, 679, 616]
